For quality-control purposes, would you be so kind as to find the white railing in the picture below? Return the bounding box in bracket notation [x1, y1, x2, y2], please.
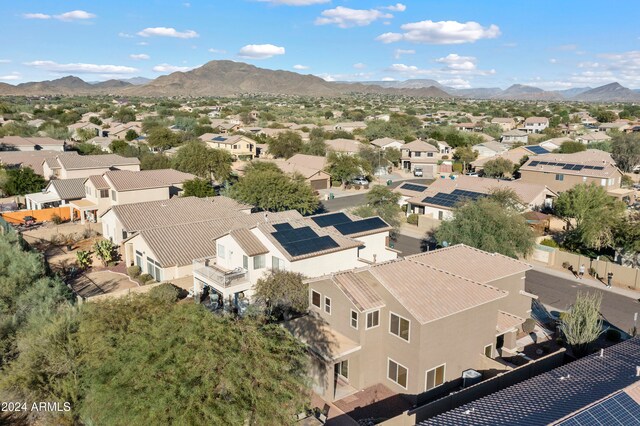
[193, 258, 248, 288]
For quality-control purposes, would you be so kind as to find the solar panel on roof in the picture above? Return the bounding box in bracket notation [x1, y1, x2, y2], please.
[272, 223, 293, 231]
[525, 145, 549, 154]
[310, 212, 352, 228]
[281, 236, 339, 257]
[557, 392, 640, 425]
[334, 217, 388, 235]
[593, 166, 604, 170]
[271, 226, 318, 244]
[422, 190, 487, 208]
[400, 183, 428, 192]
[529, 161, 540, 167]
[212, 136, 227, 141]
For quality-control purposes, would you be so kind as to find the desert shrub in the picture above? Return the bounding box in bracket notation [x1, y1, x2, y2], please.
[148, 283, 179, 302]
[407, 213, 419, 225]
[588, 267, 597, 278]
[332, 180, 341, 187]
[127, 265, 141, 278]
[562, 262, 571, 269]
[606, 328, 621, 342]
[540, 239, 559, 248]
[452, 163, 463, 173]
[345, 184, 352, 190]
[76, 250, 92, 270]
[522, 318, 536, 334]
[363, 184, 369, 190]
[51, 214, 64, 225]
[82, 228, 98, 239]
[138, 273, 154, 285]
[354, 185, 361, 190]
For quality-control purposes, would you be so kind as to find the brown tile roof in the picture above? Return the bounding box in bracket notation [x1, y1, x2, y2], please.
[0, 136, 64, 147]
[287, 154, 328, 171]
[332, 270, 385, 312]
[57, 153, 140, 170]
[371, 137, 403, 148]
[103, 170, 168, 192]
[407, 244, 531, 283]
[137, 169, 196, 185]
[86, 175, 110, 190]
[368, 258, 507, 324]
[519, 150, 620, 178]
[47, 178, 86, 200]
[496, 311, 525, 334]
[325, 138, 363, 153]
[524, 117, 549, 124]
[402, 140, 438, 152]
[229, 228, 269, 256]
[0, 151, 78, 175]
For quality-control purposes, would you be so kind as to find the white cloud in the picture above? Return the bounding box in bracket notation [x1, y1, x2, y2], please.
[315, 72, 374, 82]
[381, 77, 396, 81]
[238, 44, 285, 59]
[394, 49, 415, 59]
[208, 48, 227, 54]
[129, 54, 150, 60]
[549, 58, 557, 64]
[570, 50, 640, 87]
[25, 60, 137, 74]
[376, 20, 500, 44]
[438, 78, 471, 89]
[435, 53, 476, 70]
[54, 10, 96, 21]
[315, 7, 393, 28]
[293, 64, 310, 70]
[152, 63, 194, 73]
[556, 44, 578, 51]
[118, 32, 134, 38]
[382, 3, 406, 12]
[387, 63, 419, 73]
[23, 13, 51, 20]
[137, 41, 149, 46]
[0, 72, 21, 81]
[137, 27, 199, 39]
[353, 63, 367, 69]
[0, 59, 11, 64]
[258, 0, 329, 4]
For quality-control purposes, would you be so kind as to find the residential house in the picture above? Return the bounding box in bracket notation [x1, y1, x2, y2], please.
[198, 133, 257, 159]
[576, 132, 612, 144]
[0, 151, 79, 176]
[401, 140, 440, 177]
[599, 122, 629, 133]
[70, 169, 194, 225]
[85, 137, 113, 152]
[108, 122, 143, 140]
[370, 137, 404, 150]
[490, 118, 516, 131]
[519, 150, 627, 196]
[454, 122, 478, 132]
[394, 182, 430, 207]
[42, 154, 140, 180]
[209, 119, 242, 134]
[522, 117, 549, 134]
[290, 244, 533, 402]
[500, 130, 529, 145]
[472, 141, 509, 158]
[539, 137, 572, 151]
[24, 177, 86, 210]
[435, 140, 451, 156]
[263, 159, 331, 190]
[67, 122, 103, 141]
[422, 337, 640, 426]
[331, 122, 367, 133]
[405, 175, 556, 220]
[0, 136, 65, 152]
[471, 146, 539, 173]
[325, 138, 363, 156]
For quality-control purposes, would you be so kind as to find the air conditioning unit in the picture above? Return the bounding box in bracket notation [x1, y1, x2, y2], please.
[462, 369, 482, 388]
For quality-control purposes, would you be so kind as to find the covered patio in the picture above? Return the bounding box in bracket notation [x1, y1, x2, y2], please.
[24, 191, 62, 210]
[69, 199, 99, 224]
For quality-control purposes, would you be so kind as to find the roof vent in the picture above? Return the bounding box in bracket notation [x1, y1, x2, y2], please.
[559, 374, 571, 381]
[600, 349, 604, 358]
[636, 366, 640, 377]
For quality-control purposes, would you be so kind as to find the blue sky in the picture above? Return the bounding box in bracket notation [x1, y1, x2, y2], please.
[1, 0, 640, 89]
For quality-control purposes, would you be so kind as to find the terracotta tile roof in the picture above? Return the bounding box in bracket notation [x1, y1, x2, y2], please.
[332, 270, 386, 312]
[368, 258, 507, 324]
[229, 228, 269, 256]
[407, 244, 531, 284]
[496, 310, 525, 334]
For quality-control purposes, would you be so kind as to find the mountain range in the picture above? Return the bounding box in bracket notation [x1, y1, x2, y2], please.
[0, 60, 638, 102]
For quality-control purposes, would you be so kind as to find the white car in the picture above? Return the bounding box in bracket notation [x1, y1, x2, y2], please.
[351, 176, 368, 185]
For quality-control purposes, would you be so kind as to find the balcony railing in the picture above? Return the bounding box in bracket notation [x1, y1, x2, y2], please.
[193, 257, 248, 288]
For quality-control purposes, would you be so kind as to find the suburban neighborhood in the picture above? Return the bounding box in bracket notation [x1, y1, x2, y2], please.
[1, 1, 640, 425]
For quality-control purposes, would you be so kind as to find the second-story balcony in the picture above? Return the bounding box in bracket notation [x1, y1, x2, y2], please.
[193, 257, 249, 289]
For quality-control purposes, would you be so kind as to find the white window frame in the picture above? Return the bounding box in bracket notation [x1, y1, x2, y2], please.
[366, 310, 380, 329]
[389, 312, 410, 342]
[484, 344, 493, 358]
[350, 310, 358, 329]
[242, 255, 248, 270]
[272, 256, 284, 271]
[425, 364, 446, 391]
[324, 296, 331, 315]
[218, 244, 226, 260]
[311, 290, 321, 309]
[335, 359, 349, 380]
[253, 254, 265, 269]
[387, 358, 408, 389]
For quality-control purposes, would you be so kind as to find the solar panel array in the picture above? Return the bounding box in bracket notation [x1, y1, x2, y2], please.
[400, 183, 428, 192]
[524, 145, 550, 154]
[271, 226, 339, 257]
[311, 212, 351, 228]
[528, 160, 605, 171]
[272, 223, 293, 231]
[333, 217, 388, 235]
[557, 392, 640, 426]
[212, 136, 227, 142]
[422, 189, 486, 208]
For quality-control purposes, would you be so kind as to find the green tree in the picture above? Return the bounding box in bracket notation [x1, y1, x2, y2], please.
[93, 240, 116, 267]
[482, 157, 515, 178]
[1, 167, 46, 196]
[227, 167, 319, 214]
[183, 178, 216, 197]
[555, 183, 626, 250]
[124, 129, 139, 141]
[140, 153, 171, 170]
[326, 152, 370, 184]
[268, 131, 303, 159]
[75, 127, 96, 142]
[614, 212, 640, 267]
[109, 139, 129, 154]
[559, 291, 603, 357]
[301, 139, 326, 156]
[559, 140, 587, 154]
[435, 195, 535, 258]
[453, 146, 479, 172]
[114, 107, 136, 123]
[352, 185, 402, 230]
[254, 270, 307, 319]
[89, 116, 102, 126]
[384, 147, 401, 167]
[483, 124, 503, 140]
[147, 127, 180, 151]
[611, 132, 640, 172]
[172, 142, 232, 182]
[594, 110, 617, 123]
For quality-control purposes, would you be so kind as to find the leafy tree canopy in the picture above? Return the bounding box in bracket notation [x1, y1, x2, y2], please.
[183, 178, 216, 197]
[482, 157, 515, 178]
[0, 167, 46, 196]
[559, 140, 587, 154]
[611, 132, 640, 173]
[172, 141, 233, 182]
[268, 130, 304, 159]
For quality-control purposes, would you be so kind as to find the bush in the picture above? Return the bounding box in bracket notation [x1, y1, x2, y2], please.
[562, 261, 571, 269]
[345, 184, 352, 190]
[606, 328, 621, 342]
[452, 163, 463, 173]
[522, 318, 536, 334]
[51, 213, 64, 225]
[540, 238, 559, 248]
[401, 204, 408, 213]
[76, 250, 92, 270]
[407, 213, 419, 225]
[354, 185, 361, 190]
[149, 283, 179, 302]
[127, 265, 141, 278]
[332, 180, 341, 187]
[588, 267, 597, 278]
[363, 184, 369, 190]
[137, 273, 154, 285]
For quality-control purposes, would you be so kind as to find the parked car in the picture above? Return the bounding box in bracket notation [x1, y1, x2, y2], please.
[351, 176, 368, 185]
[465, 172, 479, 177]
[413, 168, 423, 177]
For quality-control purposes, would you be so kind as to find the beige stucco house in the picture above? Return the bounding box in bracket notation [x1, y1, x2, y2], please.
[198, 134, 257, 159]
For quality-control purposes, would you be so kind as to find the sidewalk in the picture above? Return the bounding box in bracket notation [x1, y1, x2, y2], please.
[529, 260, 640, 300]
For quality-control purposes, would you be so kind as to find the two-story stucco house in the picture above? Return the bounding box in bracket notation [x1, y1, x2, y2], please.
[41, 153, 140, 180]
[198, 134, 256, 159]
[401, 140, 440, 177]
[522, 117, 549, 134]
